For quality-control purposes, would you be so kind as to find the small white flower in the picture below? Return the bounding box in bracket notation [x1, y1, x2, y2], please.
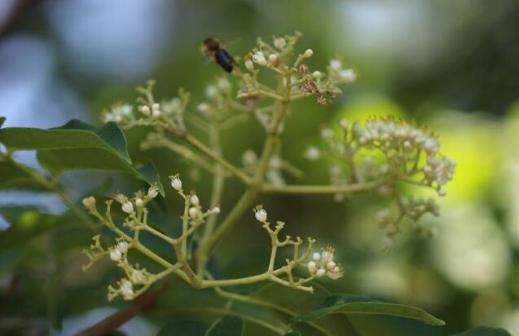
[330, 59, 342, 70]
[139, 105, 151, 116]
[170, 175, 182, 191]
[217, 78, 230, 90]
[245, 59, 254, 71]
[303, 49, 313, 58]
[147, 186, 159, 199]
[135, 198, 144, 208]
[242, 150, 258, 166]
[339, 119, 349, 130]
[130, 269, 146, 284]
[110, 249, 122, 262]
[197, 103, 210, 113]
[116, 241, 129, 254]
[205, 85, 218, 98]
[210, 206, 220, 214]
[273, 37, 286, 49]
[122, 201, 134, 214]
[312, 71, 322, 79]
[423, 138, 439, 152]
[151, 109, 161, 118]
[82, 196, 96, 210]
[252, 51, 267, 66]
[312, 252, 321, 261]
[320, 128, 333, 140]
[307, 261, 317, 274]
[120, 279, 134, 300]
[255, 208, 268, 222]
[327, 261, 336, 270]
[339, 69, 356, 82]
[305, 146, 321, 161]
[189, 207, 199, 219]
[190, 194, 200, 206]
[316, 267, 326, 277]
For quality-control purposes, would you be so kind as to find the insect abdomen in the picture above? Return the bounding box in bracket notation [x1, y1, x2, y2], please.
[215, 49, 233, 73]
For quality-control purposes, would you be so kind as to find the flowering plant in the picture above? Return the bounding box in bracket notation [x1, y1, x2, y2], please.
[1, 32, 504, 336]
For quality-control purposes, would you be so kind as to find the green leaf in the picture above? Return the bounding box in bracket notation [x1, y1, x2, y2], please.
[0, 120, 163, 194]
[0, 206, 71, 253]
[298, 294, 445, 327]
[157, 319, 208, 336]
[207, 316, 244, 336]
[0, 161, 41, 189]
[0, 116, 5, 128]
[284, 332, 302, 336]
[452, 327, 511, 336]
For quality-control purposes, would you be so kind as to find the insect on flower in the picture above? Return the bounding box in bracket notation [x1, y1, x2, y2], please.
[201, 37, 235, 73]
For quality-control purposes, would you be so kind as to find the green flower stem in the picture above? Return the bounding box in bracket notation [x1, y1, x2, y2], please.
[196, 123, 226, 276]
[2, 154, 98, 230]
[261, 177, 390, 194]
[184, 133, 252, 185]
[201, 74, 292, 257]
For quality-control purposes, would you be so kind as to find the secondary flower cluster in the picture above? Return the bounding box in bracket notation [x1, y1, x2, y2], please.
[308, 117, 455, 196]
[253, 206, 343, 282]
[238, 32, 356, 106]
[307, 247, 343, 280]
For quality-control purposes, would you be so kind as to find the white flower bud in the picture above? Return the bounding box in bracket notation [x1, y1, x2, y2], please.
[307, 261, 317, 274]
[116, 241, 129, 254]
[197, 103, 210, 113]
[312, 71, 322, 79]
[139, 105, 151, 116]
[135, 198, 144, 208]
[205, 85, 217, 98]
[273, 37, 286, 49]
[252, 51, 267, 66]
[327, 261, 336, 270]
[255, 208, 267, 222]
[245, 59, 254, 71]
[423, 138, 439, 152]
[268, 53, 279, 65]
[110, 249, 122, 262]
[211, 206, 220, 214]
[189, 207, 199, 219]
[82, 196, 96, 210]
[122, 201, 134, 214]
[130, 269, 146, 284]
[190, 194, 200, 206]
[120, 279, 134, 300]
[217, 78, 230, 90]
[312, 252, 321, 261]
[339, 119, 349, 130]
[320, 128, 333, 140]
[305, 146, 321, 161]
[330, 59, 342, 70]
[152, 109, 161, 118]
[170, 176, 182, 190]
[303, 49, 313, 58]
[339, 69, 356, 82]
[147, 186, 159, 199]
[316, 267, 326, 277]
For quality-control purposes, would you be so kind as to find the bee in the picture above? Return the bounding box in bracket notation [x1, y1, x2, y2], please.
[202, 37, 234, 73]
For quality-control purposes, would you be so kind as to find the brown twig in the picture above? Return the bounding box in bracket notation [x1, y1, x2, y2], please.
[76, 282, 171, 336]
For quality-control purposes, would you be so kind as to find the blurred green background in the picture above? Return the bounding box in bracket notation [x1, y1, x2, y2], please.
[1, 0, 519, 335]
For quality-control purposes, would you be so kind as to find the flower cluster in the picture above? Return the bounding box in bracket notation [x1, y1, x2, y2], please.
[307, 247, 343, 280]
[253, 206, 343, 284]
[308, 117, 455, 196]
[238, 32, 356, 106]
